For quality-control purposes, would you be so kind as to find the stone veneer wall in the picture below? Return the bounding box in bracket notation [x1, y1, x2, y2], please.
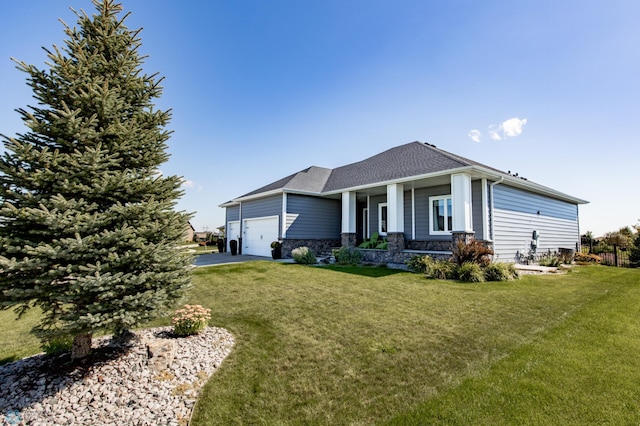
[405, 240, 452, 251]
[282, 239, 342, 258]
[359, 249, 451, 265]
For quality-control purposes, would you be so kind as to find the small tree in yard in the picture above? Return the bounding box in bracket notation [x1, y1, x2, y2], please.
[0, 0, 192, 359]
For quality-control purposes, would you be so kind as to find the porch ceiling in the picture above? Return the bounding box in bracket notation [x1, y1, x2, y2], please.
[353, 174, 452, 200]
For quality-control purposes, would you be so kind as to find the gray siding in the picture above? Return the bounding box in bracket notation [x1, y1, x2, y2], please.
[369, 195, 387, 237]
[286, 194, 341, 239]
[242, 195, 282, 219]
[404, 190, 412, 239]
[226, 205, 240, 222]
[471, 180, 484, 240]
[241, 195, 283, 236]
[413, 184, 451, 241]
[493, 185, 577, 221]
[492, 185, 579, 262]
[487, 181, 494, 239]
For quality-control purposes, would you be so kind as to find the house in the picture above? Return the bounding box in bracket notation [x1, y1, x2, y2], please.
[184, 221, 196, 243]
[220, 142, 587, 263]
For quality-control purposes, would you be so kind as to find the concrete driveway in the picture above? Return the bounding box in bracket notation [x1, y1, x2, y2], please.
[193, 252, 282, 267]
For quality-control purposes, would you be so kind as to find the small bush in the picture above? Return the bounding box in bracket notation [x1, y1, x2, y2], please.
[172, 304, 211, 336]
[333, 247, 362, 265]
[292, 246, 317, 264]
[574, 252, 602, 264]
[484, 262, 519, 281]
[538, 254, 560, 267]
[270, 241, 282, 249]
[406, 255, 431, 274]
[457, 262, 485, 283]
[452, 239, 494, 267]
[358, 232, 387, 249]
[426, 258, 456, 280]
[42, 335, 73, 356]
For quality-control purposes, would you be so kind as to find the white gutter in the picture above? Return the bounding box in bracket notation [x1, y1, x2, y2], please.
[220, 165, 588, 208]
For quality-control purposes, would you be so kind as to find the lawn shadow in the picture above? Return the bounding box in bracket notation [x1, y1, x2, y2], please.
[0, 355, 19, 366]
[0, 333, 137, 417]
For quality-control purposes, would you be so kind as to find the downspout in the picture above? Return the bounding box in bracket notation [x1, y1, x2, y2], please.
[282, 192, 287, 240]
[238, 202, 243, 255]
[488, 177, 504, 241]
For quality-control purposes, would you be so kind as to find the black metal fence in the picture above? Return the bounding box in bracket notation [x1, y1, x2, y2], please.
[581, 241, 631, 268]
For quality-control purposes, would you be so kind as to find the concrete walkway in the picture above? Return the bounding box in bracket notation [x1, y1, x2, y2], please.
[193, 252, 286, 267]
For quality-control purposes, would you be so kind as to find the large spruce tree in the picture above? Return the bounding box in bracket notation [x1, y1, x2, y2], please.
[0, 0, 192, 359]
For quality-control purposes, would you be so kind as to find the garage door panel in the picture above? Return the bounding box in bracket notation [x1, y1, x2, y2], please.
[244, 216, 279, 257]
[227, 221, 240, 252]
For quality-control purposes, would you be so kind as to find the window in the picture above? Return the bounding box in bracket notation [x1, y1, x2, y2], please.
[429, 195, 452, 234]
[378, 203, 388, 235]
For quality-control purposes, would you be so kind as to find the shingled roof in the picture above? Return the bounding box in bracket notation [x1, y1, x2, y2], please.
[322, 141, 504, 191]
[239, 141, 505, 198]
[240, 166, 332, 197]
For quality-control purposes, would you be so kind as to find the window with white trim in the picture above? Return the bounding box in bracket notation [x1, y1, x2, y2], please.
[429, 195, 452, 234]
[378, 203, 388, 235]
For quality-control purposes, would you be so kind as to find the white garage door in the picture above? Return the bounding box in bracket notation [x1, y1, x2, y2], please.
[227, 221, 240, 252]
[243, 216, 279, 257]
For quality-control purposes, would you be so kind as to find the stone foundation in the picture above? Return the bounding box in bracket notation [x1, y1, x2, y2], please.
[341, 233, 357, 249]
[452, 231, 475, 246]
[282, 239, 341, 258]
[386, 232, 405, 252]
[405, 240, 452, 251]
[359, 248, 452, 265]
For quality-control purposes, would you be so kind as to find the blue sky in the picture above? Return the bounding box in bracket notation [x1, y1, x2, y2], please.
[1, 1, 638, 236]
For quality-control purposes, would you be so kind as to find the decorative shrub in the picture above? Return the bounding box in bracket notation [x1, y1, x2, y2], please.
[42, 335, 73, 356]
[484, 262, 519, 281]
[406, 255, 431, 274]
[426, 258, 456, 280]
[452, 239, 494, 267]
[292, 246, 317, 264]
[574, 252, 602, 264]
[333, 247, 363, 265]
[358, 232, 387, 249]
[538, 253, 561, 267]
[457, 262, 485, 283]
[172, 304, 211, 336]
[270, 241, 282, 249]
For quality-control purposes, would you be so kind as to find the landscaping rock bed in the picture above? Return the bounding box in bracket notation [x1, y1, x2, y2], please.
[0, 327, 234, 425]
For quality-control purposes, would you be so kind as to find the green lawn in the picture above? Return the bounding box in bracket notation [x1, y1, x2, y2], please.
[1, 264, 639, 424]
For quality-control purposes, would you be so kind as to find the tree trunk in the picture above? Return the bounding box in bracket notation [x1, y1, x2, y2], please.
[71, 332, 93, 359]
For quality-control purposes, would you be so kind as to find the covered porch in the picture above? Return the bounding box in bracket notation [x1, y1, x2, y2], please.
[338, 172, 493, 264]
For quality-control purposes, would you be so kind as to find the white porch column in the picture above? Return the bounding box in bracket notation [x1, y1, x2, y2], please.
[341, 191, 356, 233]
[386, 183, 404, 233]
[451, 173, 473, 232]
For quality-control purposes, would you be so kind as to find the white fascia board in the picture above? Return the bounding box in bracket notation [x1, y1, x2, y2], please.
[222, 165, 588, 206]
[472, 166, 589, 205]
[221, 188, 284, 205]
[218, 200, 239, 208]
[319, 165, 587, 205]
[219, 188, 326, 208]
[320, 167, 475, 196]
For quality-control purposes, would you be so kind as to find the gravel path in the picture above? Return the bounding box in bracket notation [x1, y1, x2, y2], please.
[0, 327, 234, 426]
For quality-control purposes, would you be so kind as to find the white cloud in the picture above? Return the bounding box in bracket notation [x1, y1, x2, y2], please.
[468, 129, 482, 143]
[488, 124, 502, 140]
[501, 117, 528, 137]
[488, 117, 528, 141]
[181, 179, 195, 189]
